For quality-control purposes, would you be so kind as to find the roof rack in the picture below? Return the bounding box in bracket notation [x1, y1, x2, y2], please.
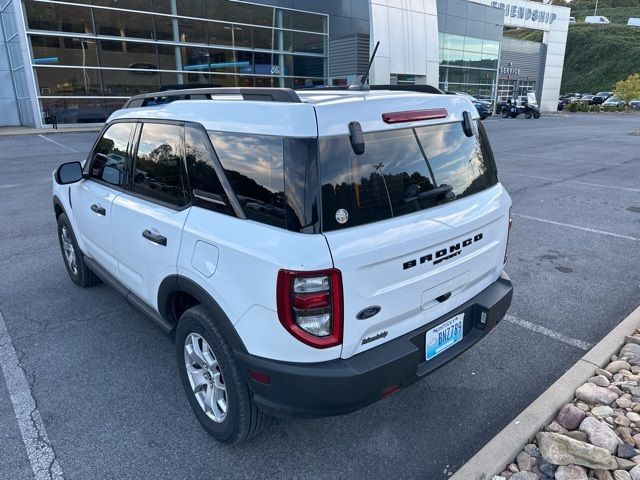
[298, 84, 444, 95]
[123, 87, 302, 109]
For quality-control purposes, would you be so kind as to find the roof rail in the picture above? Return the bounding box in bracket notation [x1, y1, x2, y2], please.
[123, 87, 302, 108]
[298, 84, 444, 95]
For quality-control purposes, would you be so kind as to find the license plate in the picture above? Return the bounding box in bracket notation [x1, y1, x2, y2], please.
[425, 314, 464, 361]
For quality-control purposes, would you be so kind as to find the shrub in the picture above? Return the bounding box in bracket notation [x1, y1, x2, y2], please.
[567, 102, 579, 112]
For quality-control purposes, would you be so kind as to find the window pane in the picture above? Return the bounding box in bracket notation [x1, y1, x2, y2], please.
[94, 9, 154, 40]
[24, 1, 93, 34]
[40, 98, 122, 124]
[281, 11, 325, 33]
[99, 40, 157, 69]
[134, 123, 187, 207]
[443, 34, 464, 51]
[207, 0, 251, 24]
[209, 131, 285, 227]
[319, 122, 497, 231]
[35, 66, 102, 96]
[464, 37, 483, 53]
[292, 32, 325, 54]
[90, 122, 134, 186]
[185, 126, 235, 216]
[101, 69, 160, 95]
[178, 18, 208, 44]
[483, 40, 500, 56]
[252, 26, 275, 50]
[153, 15, 174, 41]
[176, 0, 205, 18]
[91, 0, 151, 10]
[31, 36, 100, 67]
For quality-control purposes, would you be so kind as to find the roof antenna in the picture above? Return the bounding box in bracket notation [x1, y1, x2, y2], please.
[348, 41, 380, 91]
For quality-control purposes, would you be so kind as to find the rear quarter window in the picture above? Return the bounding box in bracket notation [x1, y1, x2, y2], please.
[319, 121, 498, 231]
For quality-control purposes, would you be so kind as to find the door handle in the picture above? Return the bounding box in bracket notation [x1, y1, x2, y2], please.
[142, 230, 167, 246]
[91, 204, 106, 216]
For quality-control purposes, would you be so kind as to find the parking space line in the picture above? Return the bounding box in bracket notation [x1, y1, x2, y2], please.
[38, 134, 79, 154]
[505, 314, 593, 351]
[0, 311, 64, 480]
[513, 213, 639, 241]
[501, 172, 640, 193]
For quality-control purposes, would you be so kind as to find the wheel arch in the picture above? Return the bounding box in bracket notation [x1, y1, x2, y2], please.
[53, 194, 65, 219]
[158, 275, 247, 353]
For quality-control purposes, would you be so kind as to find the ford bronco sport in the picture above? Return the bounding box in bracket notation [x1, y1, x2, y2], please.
[52, 86, 513, 444]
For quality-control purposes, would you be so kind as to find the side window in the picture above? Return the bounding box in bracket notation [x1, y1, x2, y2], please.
[184, 126, 235, 217]
[90, 122, 134, 187]
[208, 131, 285, 228]
[133, 123, 188, 207]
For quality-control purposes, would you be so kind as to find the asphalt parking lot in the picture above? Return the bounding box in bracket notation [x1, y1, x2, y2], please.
[1, 114, 639, 480]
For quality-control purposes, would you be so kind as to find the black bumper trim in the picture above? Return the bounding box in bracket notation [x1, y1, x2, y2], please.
[236, 272, 513, 418]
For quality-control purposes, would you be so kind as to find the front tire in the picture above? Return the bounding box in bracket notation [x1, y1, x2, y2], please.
[176, 305, 271, 444]
[533, 111, 541, 119]
[525, 112, 532, 119]
[56, 213, 100, 287]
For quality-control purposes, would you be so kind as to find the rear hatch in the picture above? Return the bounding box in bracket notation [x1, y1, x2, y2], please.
[313, 93, 511, 359]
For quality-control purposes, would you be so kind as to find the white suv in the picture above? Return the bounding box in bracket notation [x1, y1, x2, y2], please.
[52, 87, 513, 444]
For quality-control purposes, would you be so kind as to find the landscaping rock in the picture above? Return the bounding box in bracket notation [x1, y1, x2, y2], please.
[492, 477, 507, 480]
[614, 471, 633, 480]
[525, 444, 541, 458]
[618, 397, 633, 409]
[555, 465, 587, 480]
[618, 444, 638, 459]
[580, 417, 621, 453]
[517, 451, 536, 472]
[576, 383, 619, 405]
[628, 412, 640, 423]
[629, 465, 640, 480]
[566, 431, 589, 442]
[608, 362, 633, 374]
[536, 432, 618, 470]
[558, 404, 588, 430]
[617, 458, 636, 470]
[510, 472, 538, 480]
[598, 369, 615, 380]
[620, 344, 640, 367]
[593, 406, 615, 418]
[538, 458, 557, 477]
[591, 376, 613, 387]
[593, 470, 615, 480]
[547, 420, 570, 434]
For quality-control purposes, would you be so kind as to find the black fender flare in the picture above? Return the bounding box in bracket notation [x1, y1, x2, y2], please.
[157, 275, 247, 353]
[53, 194, 65, 217]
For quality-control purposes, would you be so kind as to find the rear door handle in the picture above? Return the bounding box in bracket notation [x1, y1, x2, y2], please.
[142, 230, 167, 246]
[91, 204, 106, 216]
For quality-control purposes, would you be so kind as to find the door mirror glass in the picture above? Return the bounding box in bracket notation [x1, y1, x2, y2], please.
[55, 161, 84, 185]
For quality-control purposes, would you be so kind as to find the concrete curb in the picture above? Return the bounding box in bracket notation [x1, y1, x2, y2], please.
[0, 126, 102, 136]
[451, 305, 640, 480]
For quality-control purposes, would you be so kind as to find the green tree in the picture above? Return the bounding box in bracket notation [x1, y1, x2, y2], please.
[614, 73, 640, 102]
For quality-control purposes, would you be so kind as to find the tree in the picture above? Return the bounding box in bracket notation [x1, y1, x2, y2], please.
[614, 73, 640, 102]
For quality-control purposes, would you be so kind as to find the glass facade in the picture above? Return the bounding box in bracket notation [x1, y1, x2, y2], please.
[23, 0, 328, 124]
[438, 32, 499, 100]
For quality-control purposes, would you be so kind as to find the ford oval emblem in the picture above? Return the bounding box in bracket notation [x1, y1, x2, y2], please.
[356, 306, 381, 320]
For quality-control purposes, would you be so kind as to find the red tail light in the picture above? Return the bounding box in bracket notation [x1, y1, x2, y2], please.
[382, 108, 448, 124]
[504, 208, 513, 264]
[276, 269, 343, 349]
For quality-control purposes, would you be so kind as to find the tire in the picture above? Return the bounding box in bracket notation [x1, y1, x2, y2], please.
[525, 112, 532, 119]
[501, 111, 509, 119]
[533, 112, 541, 119]
[56, 213, 101, 287]
[176, 305, 272, 444]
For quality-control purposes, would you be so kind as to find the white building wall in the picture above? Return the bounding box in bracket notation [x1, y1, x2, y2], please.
[369, 0, 439, 86]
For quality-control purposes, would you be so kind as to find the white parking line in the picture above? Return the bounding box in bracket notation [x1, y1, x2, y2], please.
[505, 314, 593, 351]
[501, 172, 640, 193]
[513, 213, 639, 241]
[38, 134, 79, 154]
[0, 311, 64, 480]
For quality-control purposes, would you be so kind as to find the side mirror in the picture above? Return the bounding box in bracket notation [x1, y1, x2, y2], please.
[54, 161, 84, 185]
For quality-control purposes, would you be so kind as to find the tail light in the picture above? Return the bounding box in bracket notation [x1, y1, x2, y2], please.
[276, 269, 343, 349]
[382, 108, 448, 124]
[504, 208, 513, 264]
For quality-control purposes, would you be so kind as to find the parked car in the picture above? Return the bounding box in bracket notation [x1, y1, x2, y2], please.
[558, 93, 580, 110]
[576, 94, 594, 105]
[446, 91, 493, 119]
[628, 99, 640, 110]
[603, 96, 626, 108]
[591, 92, 613, 105]
[51, 86, 513, 444]
[585, 16, 611, 24]
[627, 18, 640, 27]
[569, 16, 576, 23]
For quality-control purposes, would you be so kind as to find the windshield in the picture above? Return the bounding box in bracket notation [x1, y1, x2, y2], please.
[319, 121, 498, 231]
[596, 92, 608, 96]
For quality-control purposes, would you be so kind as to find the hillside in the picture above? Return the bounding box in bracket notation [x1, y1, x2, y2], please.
[569, 0, 640, 24]
[504, 20, 640, 94]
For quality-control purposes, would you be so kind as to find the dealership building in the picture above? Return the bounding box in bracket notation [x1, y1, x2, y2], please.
[0, 0, 569, 127]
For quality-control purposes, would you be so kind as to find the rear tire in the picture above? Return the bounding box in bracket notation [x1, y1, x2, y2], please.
[56, 213, 100, 287]
[525, 112, 532, 119]
[533, 112, 541, 119]
[176, 305, 272, 444]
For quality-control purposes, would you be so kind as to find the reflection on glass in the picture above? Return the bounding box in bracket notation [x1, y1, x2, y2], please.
[25, 1, 93, 33]
[91, 122, 134, 186]
[35, 66, 102, 96]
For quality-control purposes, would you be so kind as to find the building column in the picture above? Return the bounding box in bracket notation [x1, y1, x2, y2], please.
[540, 25, 569, 111]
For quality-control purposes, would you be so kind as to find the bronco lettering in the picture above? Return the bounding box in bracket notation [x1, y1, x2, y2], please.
[403, 233, 484, 270]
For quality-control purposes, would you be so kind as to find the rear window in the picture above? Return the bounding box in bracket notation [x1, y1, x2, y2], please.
[319, 121, 498, 231]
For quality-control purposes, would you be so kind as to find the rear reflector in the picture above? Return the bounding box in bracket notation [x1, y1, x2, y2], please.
[382, 108, 448, 124]
[249, 370, 271, 385]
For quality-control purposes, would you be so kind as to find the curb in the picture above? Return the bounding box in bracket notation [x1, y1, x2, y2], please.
[0, 126, 102, 136]
[451, 305, 640, 480]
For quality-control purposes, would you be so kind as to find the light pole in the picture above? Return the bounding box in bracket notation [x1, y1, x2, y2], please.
[73, 39, 95, 93]
[594, 0, 599, 16]
[224, 25, 243, 86]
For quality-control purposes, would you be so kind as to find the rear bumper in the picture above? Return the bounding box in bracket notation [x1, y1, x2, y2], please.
[236, 272, 513, 418]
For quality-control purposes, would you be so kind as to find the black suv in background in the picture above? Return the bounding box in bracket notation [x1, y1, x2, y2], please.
[592, 92, 613, 105]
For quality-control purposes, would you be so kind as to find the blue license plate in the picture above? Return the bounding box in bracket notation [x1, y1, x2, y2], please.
[425, 314, 464, 361]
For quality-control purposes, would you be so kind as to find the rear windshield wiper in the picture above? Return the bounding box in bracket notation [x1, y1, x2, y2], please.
[405, 184, 453, 203]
